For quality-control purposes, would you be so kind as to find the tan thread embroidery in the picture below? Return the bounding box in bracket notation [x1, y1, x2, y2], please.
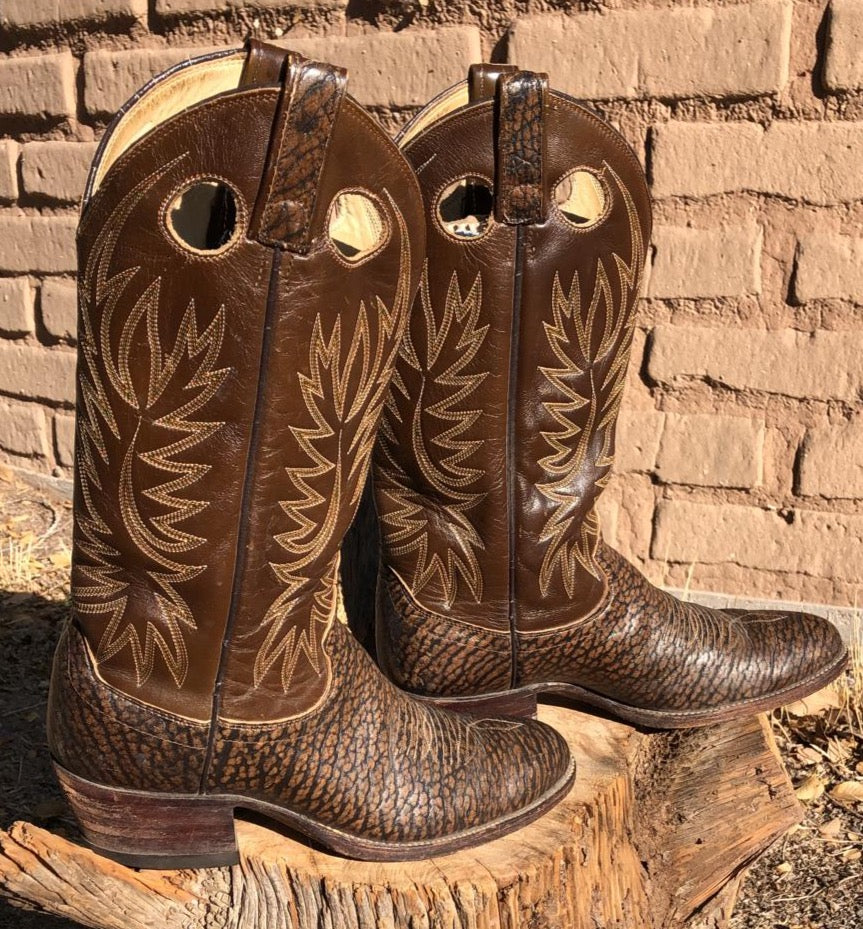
[254, 197, 412, 692]
[537, 162, 644, 598]
[377, 265, 489, 607]
[74, 154, 230, 688]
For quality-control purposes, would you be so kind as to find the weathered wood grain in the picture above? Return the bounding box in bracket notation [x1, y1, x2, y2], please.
[0, 707, 800, 929]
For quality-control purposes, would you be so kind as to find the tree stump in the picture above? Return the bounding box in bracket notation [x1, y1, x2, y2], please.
[0, 706, 800, 929]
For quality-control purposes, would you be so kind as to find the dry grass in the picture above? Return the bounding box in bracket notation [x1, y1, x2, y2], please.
[834, 613, 863, 740]
[0, 466, 71, 602]
[734, 616, 863, 929]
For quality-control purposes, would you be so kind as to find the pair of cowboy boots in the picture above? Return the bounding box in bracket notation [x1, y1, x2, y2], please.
[46, 42, 847, 868]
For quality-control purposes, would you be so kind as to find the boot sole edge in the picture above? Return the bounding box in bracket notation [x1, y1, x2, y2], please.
[53, 755, 576, 869]
[420, 648, 851, 729]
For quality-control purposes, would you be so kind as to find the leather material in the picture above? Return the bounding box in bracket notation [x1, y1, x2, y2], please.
[49, 619, 570, 843]
[379, 549, 846, 711]
[48, 622, 209, 793]
[49, 45, 574, 848]
[69, 46, 422, 725]
[374, 69, 848, 716]
[250, 56, 347, 251]
[377, 568, 511, 697]
[468, 63, 518, 101]
[240, 39, 290, 86]
[376, 89, 649, 634]
[494, 70, 548, 224]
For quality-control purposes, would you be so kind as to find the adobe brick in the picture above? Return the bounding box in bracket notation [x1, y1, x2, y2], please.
[656, 412, 764, 489]
[53, 412, 76, 468]
[824, 0, 863, 91]
[84, 29, 481, 114]
[83, 47, 217, 116]
[652, 121, 863, 204]
[0, 0, 147, 28]
[279, 27, 482, 107]
[647, 325, 863, 402]
[653, 499, 863, 583]
[0, 213, 77, 274]
[614, 408, 664, 473]
[509, 2, 791, 100]
[41, 279, 78, 342]
[798, 421, 863, 498]
[0, 53, 77, 119]
[0, 342, 76, 404]
[0, 398, 50, 459]
[21, 142, 97, 203]
[794, 233, 863, 302]
[648, 224, 762, 299]
[0, 278, 34, 335]
[0, 141, 18, 202]
[598, 472, 656, 562]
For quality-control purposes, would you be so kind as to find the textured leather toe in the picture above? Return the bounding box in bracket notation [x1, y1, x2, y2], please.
[516, 544, 848, 714]
[52, 620, 572, 845]
[211, 621, 573, 843]
[719, 607, 847, 702]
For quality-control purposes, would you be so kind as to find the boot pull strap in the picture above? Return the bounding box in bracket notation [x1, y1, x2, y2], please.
[241, 39, 292, 86]
[250, 54, 348, 252]
[494, 70, 549, 226]
[468, 63, 518, 101]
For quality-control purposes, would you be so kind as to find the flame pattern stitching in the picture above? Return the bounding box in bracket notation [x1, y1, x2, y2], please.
[537, 162, 644, 598]
[74, 154, 231, 688]
[253, 197, 412, 693]
[377, 265, 489, 607]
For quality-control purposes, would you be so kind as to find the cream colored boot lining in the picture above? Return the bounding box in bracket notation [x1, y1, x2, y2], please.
[90, 53, 247, 197]
[399, 84, 470, 147]
[328, 191, 386, 260]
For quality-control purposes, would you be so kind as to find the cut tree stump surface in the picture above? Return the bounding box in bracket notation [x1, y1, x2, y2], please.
[0, 705, 800, 929]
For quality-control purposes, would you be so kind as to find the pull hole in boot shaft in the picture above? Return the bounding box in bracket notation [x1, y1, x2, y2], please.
[166, 179, 241, 254]
[327, 190, 388, 262]
[553, 168, 608, 229]
[437, 176, 493, 239]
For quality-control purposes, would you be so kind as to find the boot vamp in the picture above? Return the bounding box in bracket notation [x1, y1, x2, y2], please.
[518, 542, 846, 712]
[209, 621, 572, 842]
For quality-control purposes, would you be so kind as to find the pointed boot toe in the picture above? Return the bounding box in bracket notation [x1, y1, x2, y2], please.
[717, 607, 849, 709]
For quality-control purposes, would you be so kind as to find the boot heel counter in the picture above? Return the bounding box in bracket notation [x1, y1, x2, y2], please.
[46, 620, 76, 770]
[46, 621, 208, 792]
[376, 569, 511, 698]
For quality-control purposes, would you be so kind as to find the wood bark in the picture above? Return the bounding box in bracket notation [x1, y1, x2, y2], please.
[0, 707, 800, 929]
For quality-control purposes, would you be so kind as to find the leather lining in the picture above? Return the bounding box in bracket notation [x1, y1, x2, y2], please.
[91, 55, 247, 195]
[399, 84, 470, 146]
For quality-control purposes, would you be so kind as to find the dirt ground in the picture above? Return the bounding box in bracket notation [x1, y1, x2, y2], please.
[0, 465, 860, 929]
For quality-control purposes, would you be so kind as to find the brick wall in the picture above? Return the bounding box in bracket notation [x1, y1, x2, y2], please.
[0, 0, 861, 609]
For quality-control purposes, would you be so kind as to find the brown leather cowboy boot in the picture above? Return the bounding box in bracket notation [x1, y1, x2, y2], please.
[46, 46, 574, 868]
[373, 65, 848, 729]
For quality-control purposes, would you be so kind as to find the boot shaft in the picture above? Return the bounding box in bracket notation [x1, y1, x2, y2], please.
[72, 44, 424, 723]
[374, 68, 651, 634]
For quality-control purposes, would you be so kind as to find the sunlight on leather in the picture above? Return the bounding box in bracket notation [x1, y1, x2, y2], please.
[90, 54, 247, 196]
[554, 169, 607, 228]
[328, 191, 386, 261]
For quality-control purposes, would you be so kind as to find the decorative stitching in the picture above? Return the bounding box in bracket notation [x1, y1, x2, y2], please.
[74, 154, 231, 689]
[253, 195, 413, 693]
[377, 264, 488, 607]
[536, 161, 644, 599]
